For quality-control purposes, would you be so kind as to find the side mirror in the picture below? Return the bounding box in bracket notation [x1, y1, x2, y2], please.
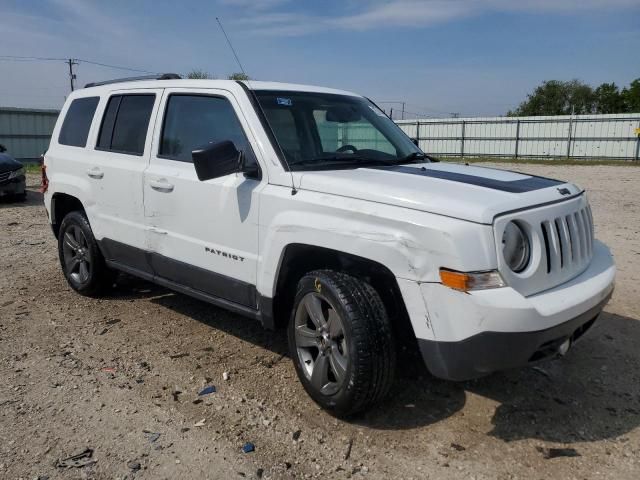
[192, 141, 242, 181]
[411, 138, 419, 147]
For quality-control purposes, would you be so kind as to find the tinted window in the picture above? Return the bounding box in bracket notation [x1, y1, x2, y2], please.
[96, 96, 120, 149]
[58, 97, 99, 147]
[160, 95, 254, 163]
[265, 109, 301, 158]
[97, 94, 155, 155]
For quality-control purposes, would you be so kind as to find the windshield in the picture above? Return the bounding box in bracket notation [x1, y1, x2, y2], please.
[254, 91, 424, 170]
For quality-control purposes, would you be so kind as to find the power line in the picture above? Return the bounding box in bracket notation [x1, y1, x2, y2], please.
[0, 55, 159, 94]
[74, 58, 157, 75]
[0, 55, 66, 61]
[0, 55, 157, 74]
[378, 99, 476, 118]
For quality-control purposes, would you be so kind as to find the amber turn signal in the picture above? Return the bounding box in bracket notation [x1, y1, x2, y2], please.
[439, 268, 505, 291]
[439, 270, 471, 291]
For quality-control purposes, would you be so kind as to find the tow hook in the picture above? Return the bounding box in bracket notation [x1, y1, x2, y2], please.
[557, 338, 571, 356]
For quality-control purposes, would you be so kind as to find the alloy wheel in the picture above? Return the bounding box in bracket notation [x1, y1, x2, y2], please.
[293, 292, 348, 396]
[61, 225, 91, 284]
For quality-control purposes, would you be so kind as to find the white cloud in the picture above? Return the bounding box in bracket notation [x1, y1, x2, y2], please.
[487, 0, 640, 12]
[332, 1, 471, 30]
[219, 0, 292, 10]
[233, 0, 640, 36]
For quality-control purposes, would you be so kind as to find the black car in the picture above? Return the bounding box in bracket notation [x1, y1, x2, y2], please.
[0, 152, 27, 201]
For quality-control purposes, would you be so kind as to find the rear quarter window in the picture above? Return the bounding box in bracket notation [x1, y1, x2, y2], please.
[58, 97, 100, 147]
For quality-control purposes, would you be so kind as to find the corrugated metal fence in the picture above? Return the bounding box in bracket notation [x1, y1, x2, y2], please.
[396, 113, 640, 160]
[1, 106, 639, 161]
[0, 107, 59, 160]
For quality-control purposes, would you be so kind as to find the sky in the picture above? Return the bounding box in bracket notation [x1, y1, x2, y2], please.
[0, 0, 639, 117]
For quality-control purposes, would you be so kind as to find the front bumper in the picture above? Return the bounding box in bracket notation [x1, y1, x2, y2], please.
[0, 175, 26, 196]
[398, 239, 615, 381]
[417, 293, 610, 380]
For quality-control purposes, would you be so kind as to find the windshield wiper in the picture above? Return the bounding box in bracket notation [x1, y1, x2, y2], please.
[290, 156, 397, 169]
[395, 152, 427, 164]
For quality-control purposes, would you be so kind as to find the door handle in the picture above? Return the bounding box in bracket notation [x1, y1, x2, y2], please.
[149, 179, 174, 193]
[86, 168, 104, 179]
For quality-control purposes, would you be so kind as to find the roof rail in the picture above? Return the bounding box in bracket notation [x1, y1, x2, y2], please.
[84, 73, 182, 88]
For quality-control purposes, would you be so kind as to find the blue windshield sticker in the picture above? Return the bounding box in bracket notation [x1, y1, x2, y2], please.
[277, 97, 293, 106]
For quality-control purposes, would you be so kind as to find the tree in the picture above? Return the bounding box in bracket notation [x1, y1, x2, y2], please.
[228, 72, 250, 81]
[622, 78, 640, 113]
[567, 80, 597, 114]
[509, 78, 640, 116]
[594, 83, 625, 114]
[187, 69, 214, 79]
[509, 79, 595, 116]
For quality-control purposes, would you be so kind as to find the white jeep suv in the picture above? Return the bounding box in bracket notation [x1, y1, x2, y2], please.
[43, 75, 615, 416]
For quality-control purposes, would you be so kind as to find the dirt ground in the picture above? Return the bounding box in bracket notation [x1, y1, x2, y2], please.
[1, 164, 639, 480]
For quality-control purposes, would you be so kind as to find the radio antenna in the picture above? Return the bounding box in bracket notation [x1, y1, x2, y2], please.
[216, 16, 298, 195]
[216, 17, 248, 79]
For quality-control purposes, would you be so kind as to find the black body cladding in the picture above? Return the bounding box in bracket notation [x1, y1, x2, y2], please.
[98, 238, 265, 324]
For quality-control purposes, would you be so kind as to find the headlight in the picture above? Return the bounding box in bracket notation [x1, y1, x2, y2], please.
[502, 221, 530, 273]
[8, 167, 25, 179]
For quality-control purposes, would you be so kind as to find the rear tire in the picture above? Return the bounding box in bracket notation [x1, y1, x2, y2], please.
[58, 211, 115, 296]
[288, 270, 396, 417]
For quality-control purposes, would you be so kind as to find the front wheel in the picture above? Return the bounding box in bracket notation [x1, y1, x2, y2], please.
[288, 270, 396, 417]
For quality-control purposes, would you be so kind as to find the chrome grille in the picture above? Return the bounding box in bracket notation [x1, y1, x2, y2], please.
[540, 205, 594, 275]
[0, 171, 11, 184]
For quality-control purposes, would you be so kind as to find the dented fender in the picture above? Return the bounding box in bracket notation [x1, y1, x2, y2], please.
[257, 185, 497, 297]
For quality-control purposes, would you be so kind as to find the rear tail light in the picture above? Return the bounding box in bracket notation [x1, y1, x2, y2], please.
[40, 161, 49, 193]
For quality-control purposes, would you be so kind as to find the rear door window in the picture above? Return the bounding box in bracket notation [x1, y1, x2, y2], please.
[97, 94, 155, 155]
[58, 97, 99, 147]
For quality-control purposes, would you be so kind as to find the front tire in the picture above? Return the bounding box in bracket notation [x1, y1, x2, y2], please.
[58, 211, 115, 296]
[288, 270, 396, 417]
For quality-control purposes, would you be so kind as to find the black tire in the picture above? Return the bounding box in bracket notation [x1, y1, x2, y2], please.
[288, 270, 396, 417]
[16, 191, 27, 202]
[57, 211, 115, 296]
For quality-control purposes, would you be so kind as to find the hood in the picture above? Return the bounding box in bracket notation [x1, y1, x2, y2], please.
[297, 162, 582, 224]
[0, 153, 23, 174]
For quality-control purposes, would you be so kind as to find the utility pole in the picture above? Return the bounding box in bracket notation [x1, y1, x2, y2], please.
[401, 102, 405, 120]
[67, 58, 78, 92]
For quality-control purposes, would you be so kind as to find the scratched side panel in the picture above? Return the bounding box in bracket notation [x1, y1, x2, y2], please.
[256, 183, 497, 298]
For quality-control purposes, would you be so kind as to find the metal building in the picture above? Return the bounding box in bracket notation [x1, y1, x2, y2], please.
[0, 107, 59, 161]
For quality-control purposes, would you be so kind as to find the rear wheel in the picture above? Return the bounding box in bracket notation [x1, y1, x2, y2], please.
[288, 270, 396, 417]
[58, 211, 115, 296]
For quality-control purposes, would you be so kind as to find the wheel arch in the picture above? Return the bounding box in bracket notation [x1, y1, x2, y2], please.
[265, 244, 415, 344]
[51, 192, 86, 238]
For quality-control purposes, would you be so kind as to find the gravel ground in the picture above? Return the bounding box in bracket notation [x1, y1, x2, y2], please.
[1, 165, 639, 480]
